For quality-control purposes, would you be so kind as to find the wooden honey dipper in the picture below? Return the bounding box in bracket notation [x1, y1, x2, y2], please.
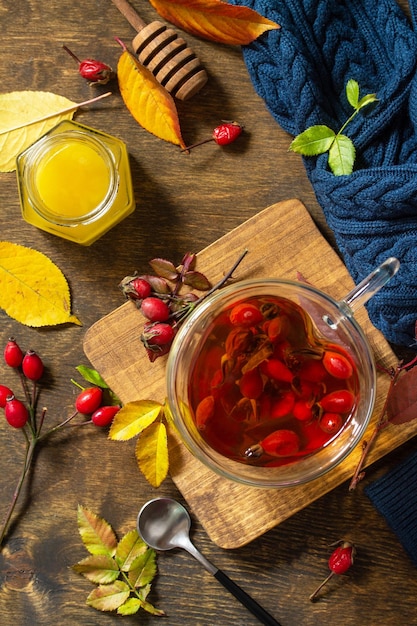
[111, 0, 208, 100]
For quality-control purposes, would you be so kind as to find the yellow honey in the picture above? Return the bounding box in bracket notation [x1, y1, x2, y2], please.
[16, 120, 135, 245]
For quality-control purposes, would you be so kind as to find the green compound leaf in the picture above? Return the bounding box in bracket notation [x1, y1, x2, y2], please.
[328, 134, 356, 175]
[357, 93, 378, 109]
[86, 581, 130, 612]
[117, 598, 142, 616]
[115, 530, 148, 572]
[72, 555, 120, 584]
[77, 505, 118, 556]
[128, 550, 158, 588]
[346, 79, 360, 109]
[289, 125, 335, 156]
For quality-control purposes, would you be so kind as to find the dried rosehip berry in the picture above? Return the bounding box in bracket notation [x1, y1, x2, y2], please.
[319, 412, 343, 434]
[310, 541, 356, 601]
[320, 390, 355, 414]
[239, 368, 264, 399]
[0, 385, 13, 408]
[5, 396, 28, 428]
[140, 297, 170, 322]
[22, 350, 44, 381]
[245, 429, 300, 458]
[91, 405, 120, 427]
[141, 322, 175, 347]
[229, 303, 263, 327]
[323, 350, 353, 380]
[4, 338, 23, 368]
[75, 387, 103, 415]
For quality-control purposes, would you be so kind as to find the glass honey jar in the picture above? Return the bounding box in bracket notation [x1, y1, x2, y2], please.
[16, 120, 135, 245]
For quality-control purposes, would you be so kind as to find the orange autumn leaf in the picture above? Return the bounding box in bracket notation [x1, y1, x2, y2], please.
[149, 0, 280, 45]
[117, 44, 186, 150]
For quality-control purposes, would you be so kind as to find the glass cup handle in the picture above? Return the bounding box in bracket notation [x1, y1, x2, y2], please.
[340, 257, 400, 314]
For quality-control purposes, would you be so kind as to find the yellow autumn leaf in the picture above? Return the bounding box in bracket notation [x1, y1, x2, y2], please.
[0, 242, 81, 327]
[109, 400, 163, 441]
[0, 91, 77, 172]
[135, 421, 169, 488]
[149, 0, 280, 45]
[117, 47, 186, 150]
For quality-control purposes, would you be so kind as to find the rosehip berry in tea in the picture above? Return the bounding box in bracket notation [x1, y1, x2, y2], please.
[323, 350, 353, 379]
[188, 294, 359, 467]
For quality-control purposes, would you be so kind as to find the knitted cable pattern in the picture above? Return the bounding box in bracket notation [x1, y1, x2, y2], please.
[232, 0, 417, 348]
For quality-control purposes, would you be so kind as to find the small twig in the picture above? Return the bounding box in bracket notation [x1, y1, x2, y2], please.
[1, 92, 112, 135]
[349, 356, 417, 491]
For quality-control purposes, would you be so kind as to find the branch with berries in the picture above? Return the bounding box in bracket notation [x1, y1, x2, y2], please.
[119, 250, 248, 361]
[0, 339, 121, 550]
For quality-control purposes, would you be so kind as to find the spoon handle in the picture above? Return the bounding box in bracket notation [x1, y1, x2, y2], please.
[214, 569, 282, 626]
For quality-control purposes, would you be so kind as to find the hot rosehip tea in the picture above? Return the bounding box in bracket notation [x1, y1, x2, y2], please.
[188, 295, 359, 468]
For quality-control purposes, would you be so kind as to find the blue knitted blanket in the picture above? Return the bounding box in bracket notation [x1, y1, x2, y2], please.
[232, 0, 417, 349]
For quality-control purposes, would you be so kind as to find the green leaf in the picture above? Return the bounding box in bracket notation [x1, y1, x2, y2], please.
[86, 580, 130, 612]
[289, 125, 335, 156]
[117, 597, 142, 615]
[72, 555, 120, 584]
[77, 505, 118, 556]
[357, 93, 378, 109]
[115, 530, 148, 571]
[328, 134, 356, 176]
[346, 79, 360, 109]
[128, 550, 157, 588]
[108, 400, 163, 441]
[76, 365, 109, 388]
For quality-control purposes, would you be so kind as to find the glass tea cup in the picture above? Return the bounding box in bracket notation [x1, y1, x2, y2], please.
[166, 258, 399, 488]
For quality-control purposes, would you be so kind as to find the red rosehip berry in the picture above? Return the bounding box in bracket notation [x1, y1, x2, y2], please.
[260, 358, 294, 383]
[322, 350, 353, 380]
[130, 277, 152, 300]
[320, 390, 355, 414]
[91, 405, 120, 427]
[0, 385, 13, 408]
[310, 541, 356, 601]
[213, 121, 243, 146]
[245, 429, 300, 458]
[141, 322, 175, 347]
[22, 350, 44, 381]
[140, 297, 170, 322]
[319, 412, 343, 434]
[239, 367, 264, 399]
[4, 338, 24, 368]
[63, 45, 114, 84]
[75, 387, 103, 415]
[4, 396, 29, 428]
[182, 121, 244, 151]
[229, 302, 263, 327]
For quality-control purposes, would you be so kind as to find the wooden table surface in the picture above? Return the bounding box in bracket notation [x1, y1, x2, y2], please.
[1, 1, 416, 625]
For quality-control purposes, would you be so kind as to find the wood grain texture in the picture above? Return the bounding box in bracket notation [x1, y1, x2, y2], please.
[84, 199, 417, 549]
[1, 1, 416, 625]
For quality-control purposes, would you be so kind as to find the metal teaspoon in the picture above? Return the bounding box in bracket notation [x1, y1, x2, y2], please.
[137, 497, 282, 626]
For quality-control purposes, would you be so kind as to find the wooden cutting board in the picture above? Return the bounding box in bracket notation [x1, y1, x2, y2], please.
[83, 199, 417, 549]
